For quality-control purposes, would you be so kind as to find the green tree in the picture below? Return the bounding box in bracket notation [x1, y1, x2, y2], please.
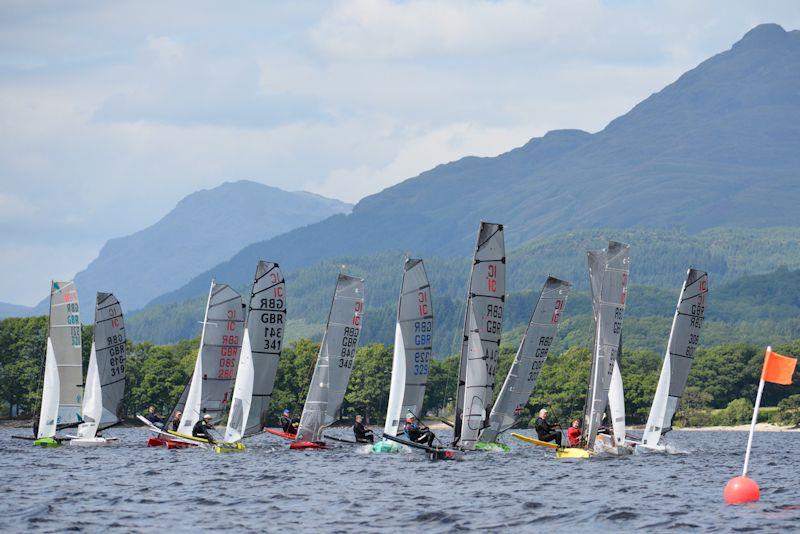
[775, 394, 800, 427]
[344, 343, 392, 423]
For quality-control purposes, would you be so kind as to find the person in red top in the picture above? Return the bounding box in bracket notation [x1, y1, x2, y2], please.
[567, 419, 582, 447]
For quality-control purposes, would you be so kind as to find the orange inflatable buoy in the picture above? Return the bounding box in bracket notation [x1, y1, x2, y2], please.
[724, 476, 760, 504]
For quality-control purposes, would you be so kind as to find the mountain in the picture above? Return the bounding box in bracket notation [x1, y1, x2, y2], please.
[126, 226, 800, 353]
[0, 302, 35, 320]
[151, 24, 800, 309]
[29, 180, 351, 320]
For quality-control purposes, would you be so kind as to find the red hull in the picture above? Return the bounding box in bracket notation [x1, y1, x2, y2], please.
[289, 440, 327, 450]
[146, 436, 195, 449]
[264, 428, 297, 440]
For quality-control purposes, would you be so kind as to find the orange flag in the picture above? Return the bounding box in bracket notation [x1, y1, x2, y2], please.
[761, 350, 797, 385]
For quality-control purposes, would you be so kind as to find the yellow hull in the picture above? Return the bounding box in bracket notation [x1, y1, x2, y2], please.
[556, 447, 592, 459]
[213, 442, 246, 453]
[511, 433, 592, 459]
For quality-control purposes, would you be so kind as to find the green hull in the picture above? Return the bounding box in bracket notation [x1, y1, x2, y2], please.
[372, 440, 403, 453]
[474, 441, 511, 452]
[33, 437, 61, 447]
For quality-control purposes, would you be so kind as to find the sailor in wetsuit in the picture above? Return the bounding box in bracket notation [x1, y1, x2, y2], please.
[192, 414, 216, 444]
[279, 409, 298, 435]
[404, 415, 435, 447]
[171, 411, 182, 432]
[353, 414, 374, 443]
[144, 405, 164, 427]
[534, 408, 562, 447]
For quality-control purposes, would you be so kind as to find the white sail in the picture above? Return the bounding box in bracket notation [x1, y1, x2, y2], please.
[383, 259, 433, 437]
[453, 222, 505, 450]
[583, 241, 629, 449]
[76, 342, 102, 438]
[178, 281, 245, 435]
[224, 334, 253, 443]
[608, 359, 625, 446]
[641, 268, 708, 448]
[36, 338, 59, 439]
[50, 281, 83, 424]
[481, 276, 570, 443]
[295, 275, 364, 444]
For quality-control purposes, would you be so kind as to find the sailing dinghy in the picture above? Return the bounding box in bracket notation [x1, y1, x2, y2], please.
[140, 280, 245, 448]
[477, 276, 571, 451]
[451, 222, 505, 451]
[33, 281, 84, 447]
[638, 268, 708, 452]
[70, 293, 126, 446]
[373, 259, 433, 453]
[290, 274, 364, 450]
[217, 261, 287, 453]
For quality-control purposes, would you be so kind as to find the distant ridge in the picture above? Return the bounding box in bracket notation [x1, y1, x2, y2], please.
[151, 24, 800, 308]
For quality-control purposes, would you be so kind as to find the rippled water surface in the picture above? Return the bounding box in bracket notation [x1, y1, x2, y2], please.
[1, 427, 799, 532]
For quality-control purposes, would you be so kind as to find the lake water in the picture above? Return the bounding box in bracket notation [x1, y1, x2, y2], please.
[1, 427, 799, 532]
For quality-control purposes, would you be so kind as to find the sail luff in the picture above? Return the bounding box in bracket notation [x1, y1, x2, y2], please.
[296, 274, 364, 444]
[642, 268, 708, 447]
[480, 276, 570, 443]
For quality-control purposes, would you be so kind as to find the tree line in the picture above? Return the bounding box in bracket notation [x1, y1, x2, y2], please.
[1, 315, 798, 428]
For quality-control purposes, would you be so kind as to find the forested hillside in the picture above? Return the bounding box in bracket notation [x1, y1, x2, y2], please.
[127, 228, 800, 357]
[2, 316, 798, 430]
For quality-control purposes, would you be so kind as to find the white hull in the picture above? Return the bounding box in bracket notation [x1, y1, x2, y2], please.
[68, 436, 119, 447]
[594, 433, 634, 456]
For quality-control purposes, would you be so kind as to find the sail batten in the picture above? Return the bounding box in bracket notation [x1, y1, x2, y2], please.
[642, 268, 708, 448]
[383, 259, 433, 437]
[481, 276, 570, 443]
[453, 222, 505, 450]
[296, 275, 364, 444]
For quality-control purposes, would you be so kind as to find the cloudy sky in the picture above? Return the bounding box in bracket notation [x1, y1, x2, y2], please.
[1, 1, 799, 305]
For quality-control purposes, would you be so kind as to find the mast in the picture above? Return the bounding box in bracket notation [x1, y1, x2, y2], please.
[383, 259, 433, 437]
[295, 275, 364, 444]
[642, 268, 708, 447]
[453, 222, 505, 450]
[480, 276, 570, 443]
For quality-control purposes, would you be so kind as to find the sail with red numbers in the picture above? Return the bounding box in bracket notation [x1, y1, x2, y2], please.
[224, 261, 286, 443]
[382, 259, 433, 437]
[583, 241, 629, 451]
[294, 274, 364, 447]
[640, 268, 708, 450]
[175, 281, 245, 436]
[452, 222, 505, 450]
[480, 276, 570, 443]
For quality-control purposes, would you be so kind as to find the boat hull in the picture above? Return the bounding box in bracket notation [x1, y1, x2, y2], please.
[33, 437, 61, 447]
[474, 441, 511, 452]
[556, 447, 592, 459]
[289, 440, 327, 450]
[214, 442, 246, 453]
[264, 428, 297, 440]
[372, 440, 404, 453]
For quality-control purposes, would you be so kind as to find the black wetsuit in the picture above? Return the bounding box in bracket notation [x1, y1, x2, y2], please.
[192, 420, 215, 443]
[405, 422, 435, 447]
[353, 421, 374, 443]
[145, 412, 163, 426]
[280, 415, 297, 434]
[535, 417, 562, 447]
[171, 418, 180, 431]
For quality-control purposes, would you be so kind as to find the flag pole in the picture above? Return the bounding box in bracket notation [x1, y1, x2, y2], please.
[742, 345, 769, 477]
